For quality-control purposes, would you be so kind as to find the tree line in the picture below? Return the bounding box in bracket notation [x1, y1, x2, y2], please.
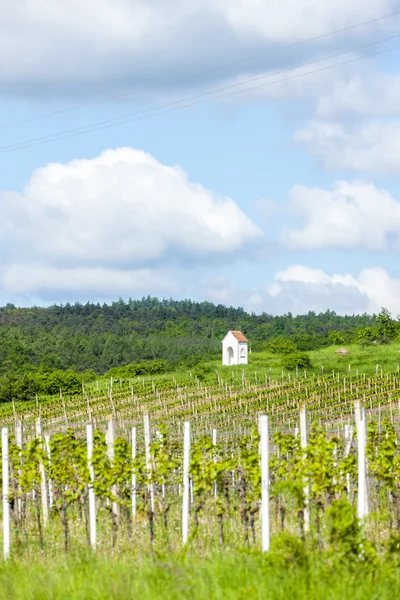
[0, 297, 396, 402]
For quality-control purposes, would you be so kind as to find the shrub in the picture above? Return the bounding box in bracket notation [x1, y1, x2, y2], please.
[268, 532, 308, 568]
[36, 369, 83, 395]
[192, 363, 212, 381]
[267, 338, 297, 355]
[328, 331, 345, 345]
[107, 359, 167, 379]
[82, 370, 97, 383]
[326, 498, 376, 564]
[282, 352, 311, 371]
[356, 327, 376, 346]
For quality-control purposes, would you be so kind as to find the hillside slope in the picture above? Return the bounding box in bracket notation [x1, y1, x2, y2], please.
[0, 298, 373, 375]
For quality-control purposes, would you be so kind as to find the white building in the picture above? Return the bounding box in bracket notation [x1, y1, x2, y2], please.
[222, 330, 248, 366]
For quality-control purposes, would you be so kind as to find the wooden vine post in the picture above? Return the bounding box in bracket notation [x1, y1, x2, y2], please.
[344, 423, 354, 498]
[299, 404, 310, 532]
[35, 417, 49, 526]
[2, 427, 10, 560]
[44, 435, 54, 509]
[106, 415, 119, 517]
[131, 427, 137, 519]
[86, 423, 97, 551]
[182, 421, 191, 545]
[15, 420, 23, 520]
[259, 415, 270, 552]
[143, 413, 155, 512]
[355, 403, 369, 520]
[212, 428, 217, 497]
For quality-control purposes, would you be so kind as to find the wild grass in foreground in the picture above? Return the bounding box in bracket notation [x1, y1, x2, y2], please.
[0, 547, 400, 600]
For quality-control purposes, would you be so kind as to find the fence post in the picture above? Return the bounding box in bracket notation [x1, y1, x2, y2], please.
[15, 420, 23, 520]
[44, 435, 54, 509]
[357, 408, 368, 520]
[2, 428, 10, 560]
[354, 400, 361, 433]
[212, 428, 217, 497]
[15, 420, 23, 449]
[35, 417, 49, 525]
[259, 415, 270, 552]
[156, 430, 166, 499]
[143, 413, 154, 512]
[106, 415, 119, 517]
[86, 423, 96, 551]
[299, 404, 310, 532]
[344, 424, 354, 498]
[355, 402, 369, 517]
[182, 421, 191, 545]
[131, 427, 137, 519]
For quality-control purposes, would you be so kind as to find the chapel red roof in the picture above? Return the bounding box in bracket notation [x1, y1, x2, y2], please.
[230, 330, 248, 342]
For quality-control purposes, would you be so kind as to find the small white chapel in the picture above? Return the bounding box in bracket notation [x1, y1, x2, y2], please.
[221, 330, 248, 366]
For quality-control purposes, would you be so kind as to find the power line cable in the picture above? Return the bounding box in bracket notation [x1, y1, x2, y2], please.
[0, 10, 399, 131]
[1, 37, 398, 154]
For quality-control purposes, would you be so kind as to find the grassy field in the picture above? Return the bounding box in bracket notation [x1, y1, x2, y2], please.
[4, 342, 398, 410]
[1, 549, 400, 600]
[125, 342, 400, 385]
[219, 342, 400, 378]
[80, 341, 400, 395]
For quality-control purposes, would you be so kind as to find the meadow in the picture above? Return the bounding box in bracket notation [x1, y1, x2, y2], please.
[1, 550, 400, 600]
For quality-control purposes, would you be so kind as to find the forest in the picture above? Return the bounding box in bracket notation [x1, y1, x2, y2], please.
[0, 297, 387, 402]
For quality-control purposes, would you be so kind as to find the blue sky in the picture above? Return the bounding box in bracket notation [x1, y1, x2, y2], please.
[1, 1, 400, 315]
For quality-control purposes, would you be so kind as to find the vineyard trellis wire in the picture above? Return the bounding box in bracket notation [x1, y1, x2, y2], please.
[2, 368, 400, 434]
[0, 396, 399, 558]
[2, 369, 400, 559]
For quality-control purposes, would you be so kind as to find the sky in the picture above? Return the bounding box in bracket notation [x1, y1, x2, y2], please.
[1, 1, 400, 315]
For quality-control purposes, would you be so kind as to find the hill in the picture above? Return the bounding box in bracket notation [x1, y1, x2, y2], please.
[1, 342, 399, 429]
[0, 297, 373, 370]
[0, 297, 396, 402]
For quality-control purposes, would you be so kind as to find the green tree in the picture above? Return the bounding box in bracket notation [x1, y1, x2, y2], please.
[328, 331, 345, 345]
[375, 307, 398, 342]
[356, 327, 375, 347]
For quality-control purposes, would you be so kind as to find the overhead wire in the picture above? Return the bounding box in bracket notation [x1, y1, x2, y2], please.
[1, 34, 399, 154]
[0, 9, 399, 131]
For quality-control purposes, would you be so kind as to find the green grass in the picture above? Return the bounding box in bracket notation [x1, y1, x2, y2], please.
[184, 342, 400, 383]
[0, 549, 399, 600]
[226, 343, 400, 375]
[107, 342, 400, 387]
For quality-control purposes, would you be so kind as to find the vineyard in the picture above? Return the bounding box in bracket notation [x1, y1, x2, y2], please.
[2, 364, 400, 433]
[2, 368, 400, 598]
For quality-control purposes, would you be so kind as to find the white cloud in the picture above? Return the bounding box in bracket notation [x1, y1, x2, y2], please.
[316, 69, 400, 118]
[0, 147, 261, 299]
[218, 1, 394, 39]
[282, 180, 400, 250]
[214, 58, 358, 107]
[1, 265, 182, 301]
[0, 0, 397, 96]
[207, 46, 400, 118]
[198, 275, 241, 306]
[357, 267, 400, 314]
[295, 119, 400, 174]
[265, 265, 400, 315]
[202, 265, 400, 315]
[0, 147, 261, 266]
[262, 265, 370, 314]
